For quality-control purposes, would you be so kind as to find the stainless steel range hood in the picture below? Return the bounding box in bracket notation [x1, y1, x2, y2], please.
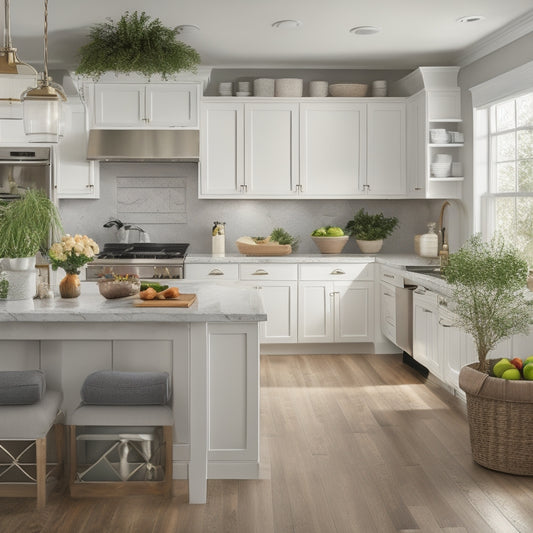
[87, 129, 199, 161]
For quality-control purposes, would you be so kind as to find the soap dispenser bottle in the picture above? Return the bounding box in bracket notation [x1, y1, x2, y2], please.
[419, 223, 439, 258]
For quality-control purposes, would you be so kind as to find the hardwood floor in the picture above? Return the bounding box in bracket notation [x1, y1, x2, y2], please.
[2, 353, 533, 532]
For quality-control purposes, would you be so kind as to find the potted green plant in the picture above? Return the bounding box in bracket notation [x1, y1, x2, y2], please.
[75, 11, 201, 80]
[0, 190, 62, 300]
[447, 234, 533, 474]
[344, 208, 398, 253]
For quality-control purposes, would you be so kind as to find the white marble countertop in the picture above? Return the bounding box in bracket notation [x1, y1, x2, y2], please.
[0, 281, 267, 323]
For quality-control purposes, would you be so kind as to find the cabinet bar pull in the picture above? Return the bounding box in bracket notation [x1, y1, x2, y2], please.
[439, 319, 452, 328]
[383, 273, 394, 279]
[423, 309, 433, 314]
[383, 291, 393, 297]
[252, 269, 269, 276]
[208, 268, 224, 276]
[330, 269, 345, 275]
[414, 288, 426, 294]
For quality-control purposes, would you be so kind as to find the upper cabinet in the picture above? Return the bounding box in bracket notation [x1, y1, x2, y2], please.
[86, 82, 200, 129]
[199, 97, 407, 199]
[392, 67, 463, 200]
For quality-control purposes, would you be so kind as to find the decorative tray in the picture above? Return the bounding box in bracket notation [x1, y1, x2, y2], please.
[235, 242, 292, 256]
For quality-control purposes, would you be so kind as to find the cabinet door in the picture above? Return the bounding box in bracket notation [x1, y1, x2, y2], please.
[199, 102, 244, 196]
[413, 297, 440, 378]
[244, 103, 298, 195]
[243, 281, 298, 344]
[406, 92, 426, 197]
[334, 281, 374, 342]
[55, 103, 99, 198]
[365, 102, 406, 195]
[146, 84, 198, 127]
[380, 282, 396, 344]
[298, 281, 333, 343]
[93, 84, 145, 127]
[299, 103, 365, 197]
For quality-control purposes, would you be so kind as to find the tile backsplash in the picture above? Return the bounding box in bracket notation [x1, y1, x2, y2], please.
[58, 162, 460, 254]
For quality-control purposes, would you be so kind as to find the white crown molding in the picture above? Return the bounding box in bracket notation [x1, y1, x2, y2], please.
[457, 9, 533, 67]
[456, 9, 533, 67]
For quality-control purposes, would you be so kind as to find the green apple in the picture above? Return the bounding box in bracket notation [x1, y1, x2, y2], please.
[492, 358, 514, 378]
[502, 368, 522, 380]
[523, 364, 533, 380]
[524, 356, 533, 365]
[326, 226, 344, 237]
[312, 227, 327, 236]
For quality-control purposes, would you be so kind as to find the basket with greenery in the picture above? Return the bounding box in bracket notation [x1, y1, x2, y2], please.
[75, 11, 201, 80]
[445, 234, 531, 374]
[344, 208, 399, 241]
[0, 190, 62, 258]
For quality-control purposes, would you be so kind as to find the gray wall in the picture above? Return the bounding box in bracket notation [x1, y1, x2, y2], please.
[458, 32, 533, 234]
[58, 161, 447, 254]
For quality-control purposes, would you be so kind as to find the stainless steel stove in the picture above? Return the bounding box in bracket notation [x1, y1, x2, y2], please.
[85, 243, 189, 280]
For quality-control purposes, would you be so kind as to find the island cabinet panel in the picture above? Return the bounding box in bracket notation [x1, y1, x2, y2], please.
[207, 323, 259, 474]
[0, 341, 40, 370]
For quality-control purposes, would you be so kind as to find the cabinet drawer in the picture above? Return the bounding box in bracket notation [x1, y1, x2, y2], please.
[184, 263, 239, 280]
[239, 264, 297, 281]
[413, 287, 439, 308]
[381, 318, 396, 345]
[299, 263, 373, 281]
[380, 266, 405, 287]
[380, 282, 396, 327]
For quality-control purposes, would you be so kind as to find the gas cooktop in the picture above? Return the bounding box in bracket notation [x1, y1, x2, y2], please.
[97, 243, 190, 260]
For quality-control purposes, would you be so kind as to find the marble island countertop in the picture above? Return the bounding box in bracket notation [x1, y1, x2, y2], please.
[0, 281, 267, 323]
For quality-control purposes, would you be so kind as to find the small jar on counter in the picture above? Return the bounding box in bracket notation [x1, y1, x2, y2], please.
[212, 221, 226, 257]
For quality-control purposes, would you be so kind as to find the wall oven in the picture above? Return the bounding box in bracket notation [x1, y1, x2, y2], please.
[0, 147, 53, 201]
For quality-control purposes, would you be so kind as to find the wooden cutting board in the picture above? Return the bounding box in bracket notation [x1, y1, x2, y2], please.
[134, 294, 197, 308]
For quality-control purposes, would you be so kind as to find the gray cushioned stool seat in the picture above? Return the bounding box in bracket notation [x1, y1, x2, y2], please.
[0, 390, 63, 439]
[69, 404, 173, 426]
[0, 370, 46, 405]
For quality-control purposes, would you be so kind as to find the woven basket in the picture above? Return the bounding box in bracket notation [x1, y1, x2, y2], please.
[459, 360, 533, 475]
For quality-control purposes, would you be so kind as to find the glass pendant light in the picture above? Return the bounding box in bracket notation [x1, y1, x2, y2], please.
[0, 0, 38, 118]
[21, 0, 66, 142]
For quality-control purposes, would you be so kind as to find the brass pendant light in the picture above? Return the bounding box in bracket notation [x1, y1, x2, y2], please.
[21, 0, 66, 142]
[0, 0, 38, 116]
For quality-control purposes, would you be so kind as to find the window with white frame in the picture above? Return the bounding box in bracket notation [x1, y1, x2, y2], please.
[488, 91, 533, 263]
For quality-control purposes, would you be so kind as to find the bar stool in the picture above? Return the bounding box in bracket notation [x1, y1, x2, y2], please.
[68, 370, 173, 498]
[0, 370, 64, 509]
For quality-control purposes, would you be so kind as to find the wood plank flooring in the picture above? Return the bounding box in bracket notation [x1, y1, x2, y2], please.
[2, 353, 533, 532]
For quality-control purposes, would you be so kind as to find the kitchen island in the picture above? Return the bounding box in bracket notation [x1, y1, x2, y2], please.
[0, 281, 266, 504]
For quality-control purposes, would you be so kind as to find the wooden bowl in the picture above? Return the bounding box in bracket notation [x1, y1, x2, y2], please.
[311, 236, 349, 254]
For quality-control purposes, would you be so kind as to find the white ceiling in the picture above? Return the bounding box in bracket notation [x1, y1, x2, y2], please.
[4, 0, 533, 71]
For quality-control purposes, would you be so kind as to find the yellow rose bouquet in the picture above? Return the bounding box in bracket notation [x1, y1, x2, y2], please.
[48, 234, 100, 274]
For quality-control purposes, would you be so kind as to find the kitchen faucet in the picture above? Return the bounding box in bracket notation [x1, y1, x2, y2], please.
[128, 225, 151, 243]
[438, 200, 450, 268]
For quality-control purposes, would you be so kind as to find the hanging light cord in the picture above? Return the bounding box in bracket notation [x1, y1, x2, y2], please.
[43, 0, 49, 83]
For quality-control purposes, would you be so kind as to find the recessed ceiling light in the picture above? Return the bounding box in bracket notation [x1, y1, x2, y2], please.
[457, 15, 485, 23]
[272, 20, 302, 30]
[349, 26, 381, 35]
[176, 24, 200, 34]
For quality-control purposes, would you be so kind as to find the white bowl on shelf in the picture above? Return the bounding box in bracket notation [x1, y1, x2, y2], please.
[433, 154, 452, 165]
[275, 78, 303, 97]
[431, 163, 451, 178]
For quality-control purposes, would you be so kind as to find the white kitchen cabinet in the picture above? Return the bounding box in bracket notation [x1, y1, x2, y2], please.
[298, 264, 374, 343]
[90, 83, 199, 129]
[362, 102, 406, 196]
[199, 102, 244, 195]
[245, 102, 298, 195]
[199, 100, 298, 197]
[184, 263, 239, 281]
[240, 264, 298, 344]
[380, 281, 397, 344]
[299, 103, 365, 197]
[55, 102, 100, 199]
[412, 287, 442, 380]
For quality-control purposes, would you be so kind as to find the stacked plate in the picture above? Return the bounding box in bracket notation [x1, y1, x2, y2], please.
[218, 82, 233, 96]
[371, 80, 387, 97]
[431, 154, 452, 177]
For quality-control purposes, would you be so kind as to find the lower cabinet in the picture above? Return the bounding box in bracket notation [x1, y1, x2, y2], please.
[297, 264, 374, 343]
[412, 287, 442, 380]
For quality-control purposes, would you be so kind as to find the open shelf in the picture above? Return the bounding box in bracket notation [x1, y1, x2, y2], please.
[429, 143, 464, 148]
[429, 177, 464, 182]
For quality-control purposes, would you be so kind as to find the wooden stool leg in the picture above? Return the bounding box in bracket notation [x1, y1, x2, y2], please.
[163, 426, 173, 496]
[36, 437, 46, 510]
[68, 425, 77, 492]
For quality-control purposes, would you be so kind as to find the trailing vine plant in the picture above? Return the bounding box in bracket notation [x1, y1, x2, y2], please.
[75, 11, 201, 80]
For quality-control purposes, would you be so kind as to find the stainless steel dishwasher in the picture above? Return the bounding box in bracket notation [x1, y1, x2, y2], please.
[395, 285, 416, 355]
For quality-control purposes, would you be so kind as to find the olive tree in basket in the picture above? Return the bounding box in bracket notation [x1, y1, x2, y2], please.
[444, 234, 531, 373]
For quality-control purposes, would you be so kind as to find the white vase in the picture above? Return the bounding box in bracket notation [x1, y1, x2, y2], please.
[356, 239, 383, 254]
[0, 256, 37, 300]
